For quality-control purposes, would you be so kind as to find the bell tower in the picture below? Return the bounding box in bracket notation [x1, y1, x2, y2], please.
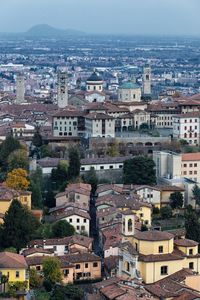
[57, 71, 68, 108]
[143, 65, 151, 96]
[122, 211, 135, 238]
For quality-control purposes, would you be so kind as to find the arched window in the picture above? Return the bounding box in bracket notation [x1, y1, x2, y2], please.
[128, 219, 133, 232]
[125, 261, 130, 272]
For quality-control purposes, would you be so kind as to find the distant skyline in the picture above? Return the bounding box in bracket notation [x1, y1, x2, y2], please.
[0, 0, 200, 36]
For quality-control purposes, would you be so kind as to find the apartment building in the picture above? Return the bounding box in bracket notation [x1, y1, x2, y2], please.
[85, 112, 115, 138]
[172, 112, 200, 145]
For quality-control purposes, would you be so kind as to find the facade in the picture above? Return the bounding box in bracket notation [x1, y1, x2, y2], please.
[118, 81, 141, 102]
[143, 65, 151, 96]
[173, 112, 200, 145]
[26, 253, 101, 284]
[85, 113, 115, 138]
[85, 91, 106, 103]
[52, 110, 85, 137]
[181, 152, 200, 182]
[57, 72, 68, 108]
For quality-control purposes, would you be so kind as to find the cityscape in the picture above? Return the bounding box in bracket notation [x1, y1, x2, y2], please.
[0, 1, 200, 300]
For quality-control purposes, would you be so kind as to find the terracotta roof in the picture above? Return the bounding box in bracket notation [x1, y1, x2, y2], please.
[22, 248, 53, 257]
[81, 156, 130, 165]
[0, 252, 27, 269]
[96, 184, 123, 195]
[139, 249, 185, 263]
[29, 235, 93, 249]
[182, 152, 200, 161]
[174, 239, 198, 247]
[134, 230, 174, 242]
[85, 112, 114, 120]
[52, 208, 90, 221]
[104, 256, 119, 271]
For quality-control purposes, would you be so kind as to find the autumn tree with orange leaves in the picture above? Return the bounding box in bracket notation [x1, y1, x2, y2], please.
[5, 168, 30, 190]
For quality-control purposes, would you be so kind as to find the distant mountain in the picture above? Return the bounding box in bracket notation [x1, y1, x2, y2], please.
[25, 24, 85, 37]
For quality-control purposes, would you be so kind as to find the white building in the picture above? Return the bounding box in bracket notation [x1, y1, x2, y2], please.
[80, 156, 130, 172]
[118, 81, 141, 102]
[52, 110, 84, 137]
[173, 112, 200, 145]
[85, 91, 106, 103]
[85, 113, 115, 138]
[53, 209, 90, 236]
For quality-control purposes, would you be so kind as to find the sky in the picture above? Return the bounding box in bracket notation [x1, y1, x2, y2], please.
[0, 0, 200, 36]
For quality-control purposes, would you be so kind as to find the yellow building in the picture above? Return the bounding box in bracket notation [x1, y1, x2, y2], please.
[0, 252, 29, 292]
[122, 213, 200, 284]
[0, 187, 31, 223]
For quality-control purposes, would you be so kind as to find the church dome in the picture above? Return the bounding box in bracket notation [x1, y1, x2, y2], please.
[120, 81, 140, 90]
[87, 71, 103, 82]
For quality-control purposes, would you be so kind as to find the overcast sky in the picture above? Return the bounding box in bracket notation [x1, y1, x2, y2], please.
[0, 0, 199, 36]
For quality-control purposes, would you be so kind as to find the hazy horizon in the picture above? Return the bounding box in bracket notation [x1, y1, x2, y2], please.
[0, 0, 200, 36]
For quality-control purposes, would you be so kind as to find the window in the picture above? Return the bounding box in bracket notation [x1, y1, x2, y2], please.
[189, 262, 194, 269]
[189, 249, 193, 255]
[36, 266, 41, 271]
[77, 226, 80, 230]
[85, 263, 88, 268]
[189, 171, 193, 175]
[81, 226, 85, 231]
[69, 218, 72, 223]
[194, 171, 197, 175]
[194, 163, 197, 167]
[183, 171, 187, 175]
[93, 262, 98, 268]
[161, 266, 168, 275]
[53, 246, 57, 251]
[16, 271, 19, 278]
[135, 243, 138, 251]
[100, 166, 104, 170]
[109, 165, 113, 169]
[63, 269, 69, 277]
[76, 264, 80, 269]
[81, 167, 85, 171]
[159, 246, 163, 253]
[84, 219, 87, 223]
[125, 261, 130, 272]
[189, 163, 193, 167]
[77, 218, 80, 223]
[183, 164, 187, 167]
[128, 219, 133, 232]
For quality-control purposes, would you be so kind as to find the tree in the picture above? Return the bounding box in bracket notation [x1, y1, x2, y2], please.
[170, 192, 184, 209]
[7, 149, 29, 171]
[123, 156, 156, 185]
[185, 208, 200, 243]
[43, 257, 62, 284]
[0, 199, 39, 251]
[0, 135, 21, 167]
[29, 268, 42, 288]
[30, 181, 43, 208]
[33, 223, 52, 239]
[51, 285, 84, 300]
[160, 206, 172, 219]
[67, 148, 80, 180]
[32, 129, 43, 147]
[139, 123, 149, 132]
[40, 144, 55, 158]
[5, 168, 29, 190]
[106, 140, 119, 157]
[84, 167, 98, 195]
[52, 220, 75, 238]
[51, 161, 68, 190]
[192, 184, 200, 207]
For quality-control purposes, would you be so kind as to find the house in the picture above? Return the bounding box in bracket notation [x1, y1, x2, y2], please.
[27, 235, 93, 256]
[0, 252, 29, 292]
[49, 209, 90, 236]
[55, 183, 91, 208]
[26, 253, 101, 284]
[0, 187, 31, 223]
[36, 157, 64, 175]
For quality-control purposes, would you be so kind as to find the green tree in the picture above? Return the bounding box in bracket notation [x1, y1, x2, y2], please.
[29, 268, 42, 288]
[51, 285, 84, 300]
[84, 167, 98, 195]
[51, 161, 68, 190]
[29, 168, 43, 208]
[169, 192, 184, 209]
[7, 149, 29, 171]
[67, 148, 80, 180]
[139, 123, 149, 132]
[123, 156, 156, 185]
[43, 257, 62, 284]
[192, 184, 200, 207]
[185, 208, 200, 243]
[33, 223, 52, 239]
[160, 206, 172, 219]
[106, 140, 119, 157]
[0, 199, 39, 251]
[0, 135, 21, 168]
[44, 188, 56, 208]
[40, 144, 55, 158]
[32, 129, 43, 147]
[51, 220, 75, 238]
